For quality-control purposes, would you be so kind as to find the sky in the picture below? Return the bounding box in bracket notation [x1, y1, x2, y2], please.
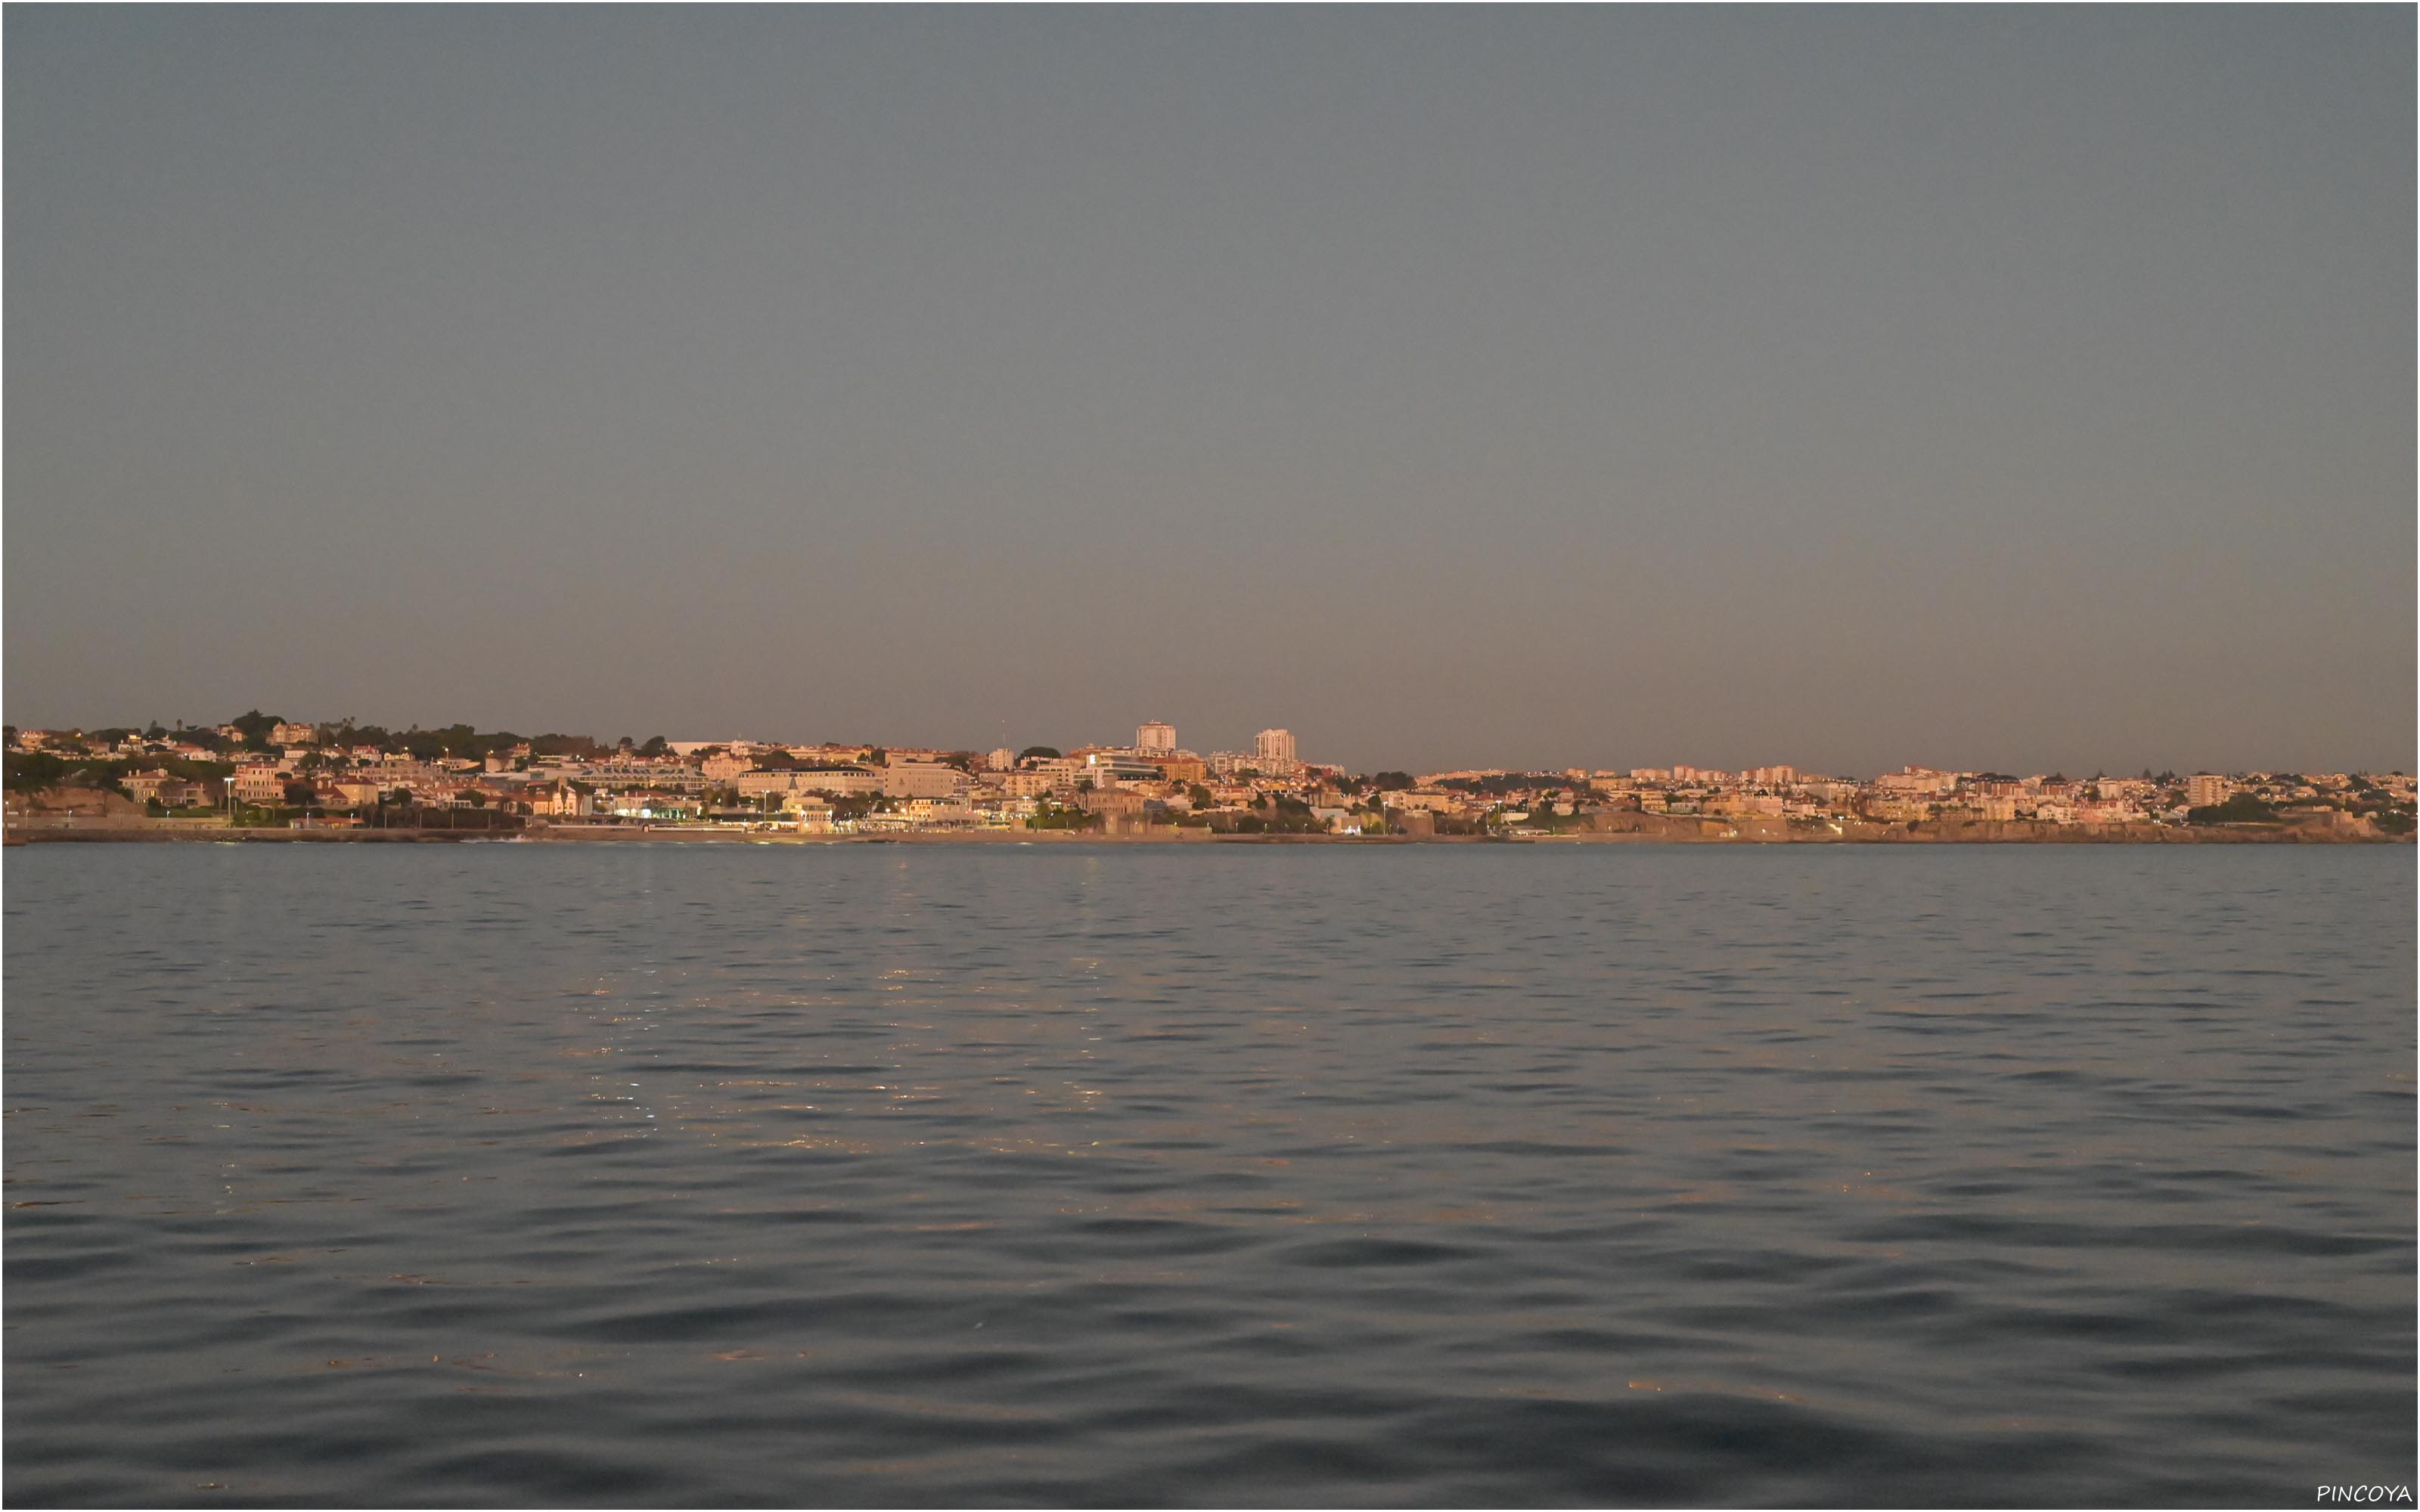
[6, 8, 2412, 776]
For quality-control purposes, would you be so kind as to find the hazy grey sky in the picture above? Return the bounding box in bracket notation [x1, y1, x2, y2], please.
[8, 7, 2412, 775]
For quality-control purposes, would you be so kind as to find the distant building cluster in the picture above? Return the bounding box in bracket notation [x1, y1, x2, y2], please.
[5, 715, 2413, 839]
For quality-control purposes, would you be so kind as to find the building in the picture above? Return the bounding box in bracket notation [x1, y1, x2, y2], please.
[345, 758, 446, 792]
[1875, 767, 1958, 796]
[1136, 722, 1177, 754]
[987, 748, 1018, 771]
[1082, 752, 1164, 788]
[603, 791, 699, 820]
[1078, 787, 1147, 823]
[119, 770, 178, 804]
[883, 762, 969, 800]
[739, 767, 883, 799]
[2186, 773, 2231, 808]
[783, 795, 837, 832]
[1028, 757, 1089, 795]
[270, 722, 318, 746]
[526, 781, 594, 818]
[232, 764, 290, 804]
[1254, 729, 1298, 772]
[122, 770, 208, 808]
[565, 761, 708, 792]
[1155, 754, 1208, 785]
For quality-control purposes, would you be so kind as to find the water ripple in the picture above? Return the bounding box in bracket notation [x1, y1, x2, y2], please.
[7, 844, 2413, 1505]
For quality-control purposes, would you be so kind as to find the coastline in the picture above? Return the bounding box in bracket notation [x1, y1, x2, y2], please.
[5, 818, 2404, 846]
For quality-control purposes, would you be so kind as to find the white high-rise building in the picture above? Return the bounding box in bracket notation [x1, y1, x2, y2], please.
[987, 748, 1018, 771]
[2186, 773, 2230, 807]
[1254, 728, 1298, 771]
[1135, 721, 1177, 754]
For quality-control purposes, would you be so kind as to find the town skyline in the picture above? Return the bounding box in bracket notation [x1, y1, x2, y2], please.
[5, 703, 2412, 791]
[11, 708, 2410, 843]
[9, 692, 2410, 789]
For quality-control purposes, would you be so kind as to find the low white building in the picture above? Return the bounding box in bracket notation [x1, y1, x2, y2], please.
[740, 767, 883, 798]
[1081, 752, 1162, 788]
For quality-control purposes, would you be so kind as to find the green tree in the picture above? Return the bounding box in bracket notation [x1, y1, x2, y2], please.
[2188, 794, 2276, 825]
[1019, 746, 1060, 761]
[5, 751, 67, 791]
[229, 710, 284, 751]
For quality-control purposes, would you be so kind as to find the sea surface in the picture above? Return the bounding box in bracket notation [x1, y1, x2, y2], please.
[5, 844, 2413, 1507]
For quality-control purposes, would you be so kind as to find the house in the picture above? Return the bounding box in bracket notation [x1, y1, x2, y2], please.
[1078, 788, 1147, 830]
[327, 778, 389, 809]
[231, 764, 289, 805]
[526, 781, 594, 818]
[123, 770, 209, 808]
[119, 770, 178, 804]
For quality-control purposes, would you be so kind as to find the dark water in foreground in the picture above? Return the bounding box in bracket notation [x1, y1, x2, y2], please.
[6, 844, 2412, 1507]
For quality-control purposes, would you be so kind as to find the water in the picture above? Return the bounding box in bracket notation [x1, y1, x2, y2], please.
[6, 844, 2412, 1506]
